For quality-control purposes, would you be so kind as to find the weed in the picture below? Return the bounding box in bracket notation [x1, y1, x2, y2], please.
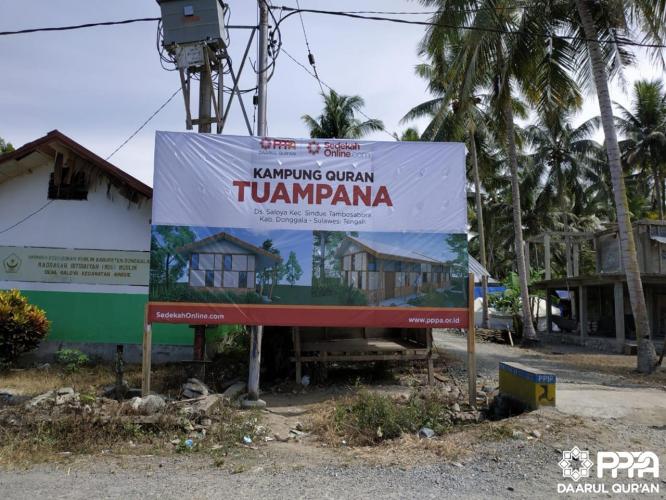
[55, 349, 89, 373]
[315, 387, 458, 446]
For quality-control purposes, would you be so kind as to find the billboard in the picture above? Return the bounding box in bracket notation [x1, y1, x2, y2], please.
[149, 132, 468, 328]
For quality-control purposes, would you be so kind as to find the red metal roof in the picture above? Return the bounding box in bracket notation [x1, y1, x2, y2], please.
[0, 129, 152, 198]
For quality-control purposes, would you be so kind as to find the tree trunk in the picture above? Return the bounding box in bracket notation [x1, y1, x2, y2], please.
[319, 232, 326, 280]
[653, 164, 663, 220]
[470, 132, 490, 329]
[576, 0, 657, 372]
[503, 98, 538, 341]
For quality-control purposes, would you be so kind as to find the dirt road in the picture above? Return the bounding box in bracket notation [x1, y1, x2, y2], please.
[2, 332, 664, 499]
[434, 330, 666, 425]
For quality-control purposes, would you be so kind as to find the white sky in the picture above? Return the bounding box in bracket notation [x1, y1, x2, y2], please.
[1, 1, 663, 186]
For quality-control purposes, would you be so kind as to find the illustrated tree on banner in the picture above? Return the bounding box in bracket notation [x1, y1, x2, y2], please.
[150, 226, 196, 290]
[284, 251, 303, 287]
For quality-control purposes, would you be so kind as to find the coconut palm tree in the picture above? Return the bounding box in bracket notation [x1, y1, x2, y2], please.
[418, 0, 582, 341]
[302, 90, 384, 139]
[567, 0, 666, 372]
[615, 80, 666, 219]
[525, 113, 604, 216]
[303, 90, 384, 282]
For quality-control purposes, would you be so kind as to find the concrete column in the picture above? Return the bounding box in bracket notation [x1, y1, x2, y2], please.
[573, 243, 580, 277]
[546, 289, 553, 333]
[579, 286, 588, 339]
[614, 282, 625, 351]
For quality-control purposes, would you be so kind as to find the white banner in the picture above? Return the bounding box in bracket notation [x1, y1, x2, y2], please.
[153, 133, 467, 233]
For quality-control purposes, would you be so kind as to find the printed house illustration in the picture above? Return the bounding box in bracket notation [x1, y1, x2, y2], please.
[335, 235, 452, 305]
[176, 232, 281, 292]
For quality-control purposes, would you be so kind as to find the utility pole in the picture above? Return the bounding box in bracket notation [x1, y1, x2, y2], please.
[198, 64, 213, 133]
[244, 0, 269, 407]
[256, 0, 268, 137]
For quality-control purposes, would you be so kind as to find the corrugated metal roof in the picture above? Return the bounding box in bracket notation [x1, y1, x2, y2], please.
[650, 235, 666, 244]
[343, 235, 446, 264]
[469, 254, 498, 283]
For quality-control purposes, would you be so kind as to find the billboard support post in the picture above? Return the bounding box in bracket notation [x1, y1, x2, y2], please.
[467, 272, 477, 407]
[142, 304, 152, 396]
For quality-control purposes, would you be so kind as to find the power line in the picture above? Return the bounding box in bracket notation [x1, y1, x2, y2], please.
[294, 0, 324, 95]
[0, 17, 159, 36]
[274, 6, 666, 50]
[2, 9, 664, 49]
[281, 47, 397, 140]
[106, 87, 181, 161]
[0, 200, 54, 235]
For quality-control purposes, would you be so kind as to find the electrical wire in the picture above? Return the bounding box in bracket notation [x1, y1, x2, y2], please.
[280, 47, 397, 141]
[106, 88, 181, 161]
[0, 17, 159, 36]
[0, 201, 54, 235]
[2, 9, 665, 49]
[294, 0, 325, 96]
[273, 6, 666, 50]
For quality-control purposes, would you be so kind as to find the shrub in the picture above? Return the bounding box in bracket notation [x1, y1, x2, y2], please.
[55, 348, 90, 373]
[0, 289, 50, 365]
[336, 284, 368, 306]
[322, 388, 456, 446]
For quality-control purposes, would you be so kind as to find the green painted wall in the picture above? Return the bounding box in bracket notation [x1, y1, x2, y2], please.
[20, 290, 193, 345]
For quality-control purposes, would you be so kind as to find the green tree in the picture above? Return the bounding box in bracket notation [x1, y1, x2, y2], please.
[0, 137, 14, 154]
[417, 0, 582, 342]
[399, 127, 420, 141]
[260, 239, 284, 298]
[150, 226, 196, 289]
[303, 91, 382, 283]
[566, 0, 666, 372]
[284, 251, 303, 286]
[302, 90, 384, 139]
[615, 80, 666, 219]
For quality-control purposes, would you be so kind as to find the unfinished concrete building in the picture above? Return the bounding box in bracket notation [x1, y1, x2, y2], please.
[528, 221, 666, 352]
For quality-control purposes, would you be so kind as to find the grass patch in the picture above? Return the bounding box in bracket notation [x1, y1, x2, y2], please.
[0, 414, 178, 467]
[0, 364, 187, 399]
[310, 387, 460, 446]
[0, 403, 266, 468]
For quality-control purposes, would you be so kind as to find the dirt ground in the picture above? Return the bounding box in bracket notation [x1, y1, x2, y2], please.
[1, 331, 665, 499]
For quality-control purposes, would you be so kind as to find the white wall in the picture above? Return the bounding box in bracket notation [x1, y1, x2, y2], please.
[0, 164, 151, 251]
[0, 163, 151, 294]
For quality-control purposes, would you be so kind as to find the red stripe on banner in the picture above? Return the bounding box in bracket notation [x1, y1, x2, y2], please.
[148, 303, 468, 329]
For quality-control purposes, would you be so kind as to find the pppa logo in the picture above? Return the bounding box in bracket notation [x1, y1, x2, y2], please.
[260, 138, 296, 150]
[559, 447, 594, 482]
[597, 452, 659, 479]
[307, 140, 321, 155]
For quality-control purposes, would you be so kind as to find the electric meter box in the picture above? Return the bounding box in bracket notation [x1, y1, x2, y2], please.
[156, 0, 227, 47]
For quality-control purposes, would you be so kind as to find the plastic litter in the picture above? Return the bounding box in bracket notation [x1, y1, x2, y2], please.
[418, 427, 436, 439]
